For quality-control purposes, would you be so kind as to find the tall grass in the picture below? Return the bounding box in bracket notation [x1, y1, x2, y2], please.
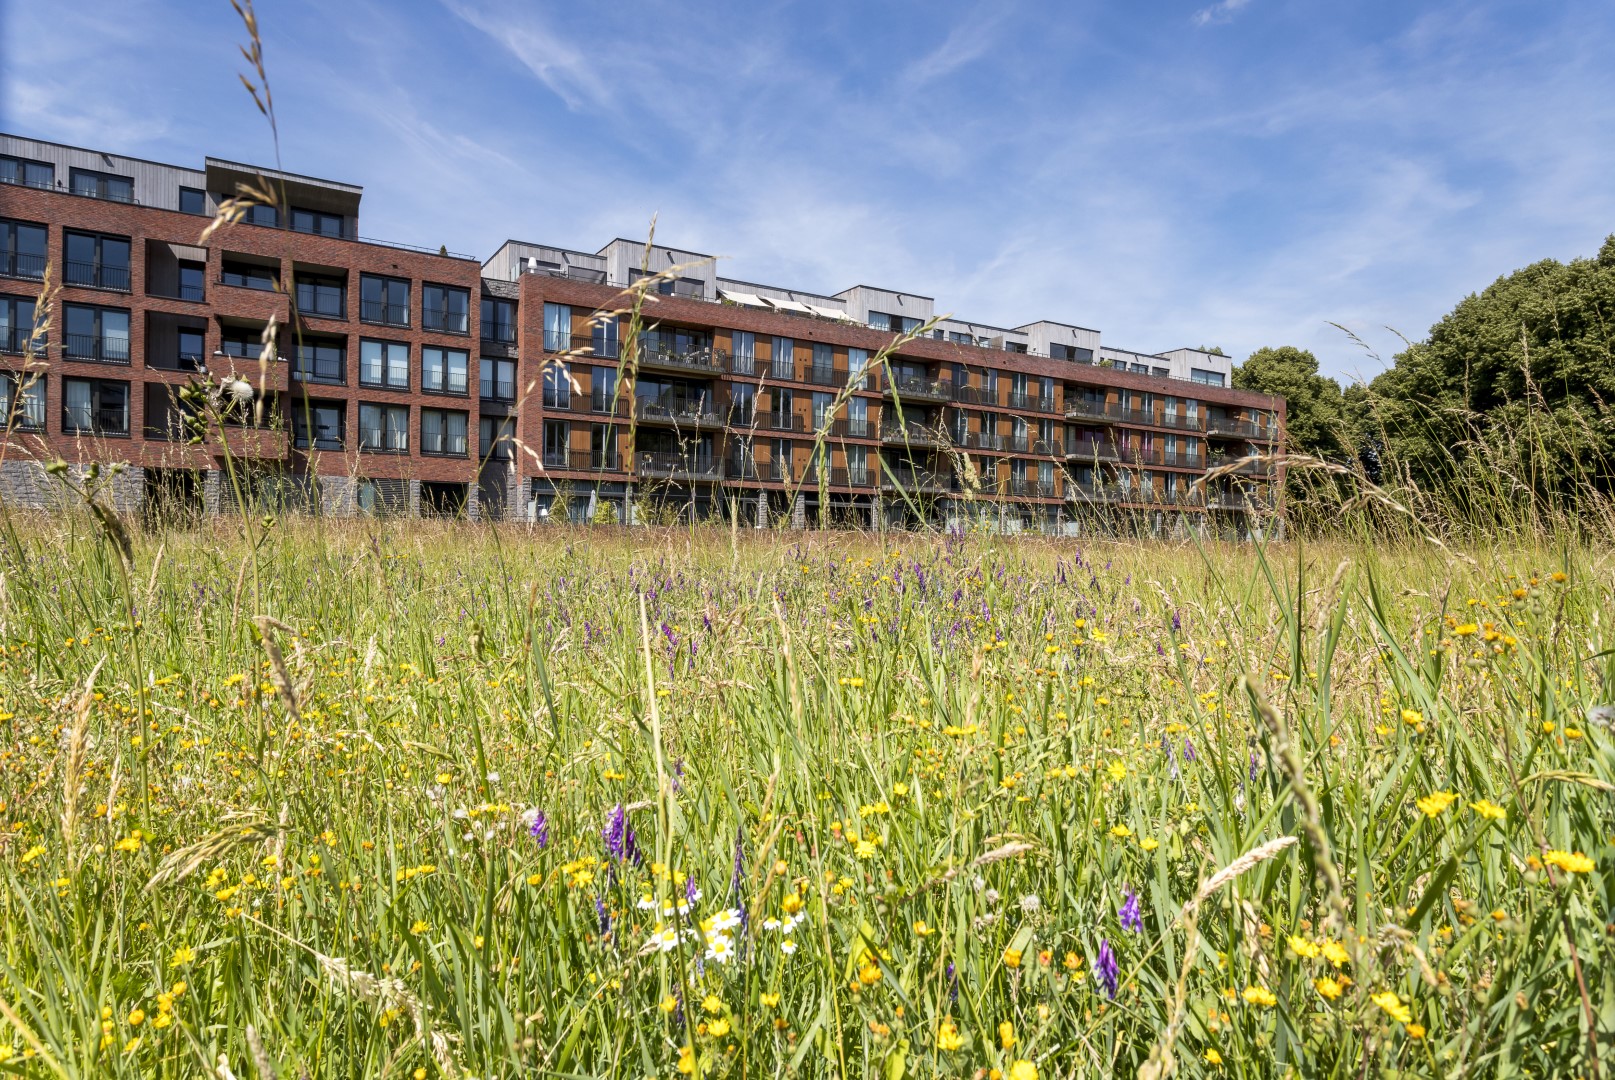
[0, 513, 1609, 1077]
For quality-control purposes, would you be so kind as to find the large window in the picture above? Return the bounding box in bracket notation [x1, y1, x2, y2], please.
[62, 304, 130, 363]
[295, 272, 345, 319]
[422, 346, 468, 394]
[62, 378, 129, 435]
[420, 408, 468, 456]
[220, 325, 271, 361]
[291, 207, 344, 237]
[480, 297, 515, 342]
[770, 336, 794, 380]
[479, 416, 514, 461]
[359, 339, 409, 389]
[848, 347, 871, 389]
[543, 361, 571, 409]
[69, 168, 133, 203]
[357, 403, 408, 452]
[0, 295, 40, 354]
[243, 203, 280, 228]
[480, 357, 516, 402]
[0, 155, 53, 190]
[0, 220, 47, 280]
[423, 284, 470, 334]
[360, 274, 410, 327]
[541, 420, 569, 466]
[293, 402, 346, 450]
[357, 478, 409, 516]
[591, 314, 619, 359]
[590, 423, 618, 469]
[732, 331, 756, 374]
[292, 339, 345, 384]
[178, 187, 207, 215]
[1051, 343, 1093, 364]
[590, 365, 616, 413]
[0, 372, 45, 431]
[64, 232, 131, 290]
[543, 303, 570, 351]
[1190, 368, 1226, 387]
[221, 259, 277, 291]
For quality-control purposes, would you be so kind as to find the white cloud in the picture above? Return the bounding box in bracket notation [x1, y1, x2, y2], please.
[898, 3, 1012, 91]
[440, 0, 613, 112]
[1192, 0, 1252, 28]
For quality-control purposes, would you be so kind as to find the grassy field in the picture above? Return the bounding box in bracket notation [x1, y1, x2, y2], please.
[0, 512, 1610, 1079]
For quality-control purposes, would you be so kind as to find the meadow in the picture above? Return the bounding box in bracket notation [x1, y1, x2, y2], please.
[0, 512, 1610, 1079]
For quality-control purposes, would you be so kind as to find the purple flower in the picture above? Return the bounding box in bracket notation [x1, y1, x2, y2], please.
[1120, 888, 1143, 933]
[602, 804, 641, 864]
[1249, 751, 1260, 783]
[529, 810, 549, 848]
[1094, 939, 1119, 999]
[945, 960, 959, 1003]
[1171, 609, 1181, 632]
[686, 872, 700, 906]
[1183, 739, 1197, 763]
[595, 895, 611, 936]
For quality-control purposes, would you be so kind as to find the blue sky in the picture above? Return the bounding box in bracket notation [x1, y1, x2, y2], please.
[5, 0, 1614, 382]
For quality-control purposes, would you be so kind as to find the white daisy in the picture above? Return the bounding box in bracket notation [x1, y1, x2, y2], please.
[705, 934, 735, 964]
[780, 938, 797, 955]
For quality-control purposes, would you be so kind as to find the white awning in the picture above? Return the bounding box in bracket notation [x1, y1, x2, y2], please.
[804, 302, 852, 321]
[763, 296, 815, 315]
[718, 289, 770, 308]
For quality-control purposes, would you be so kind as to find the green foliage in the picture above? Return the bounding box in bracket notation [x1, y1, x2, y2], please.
[1233, 346, 1350, 460]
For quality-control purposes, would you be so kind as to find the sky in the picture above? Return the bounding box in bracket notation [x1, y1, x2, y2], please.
[4, 0, 1614, 383]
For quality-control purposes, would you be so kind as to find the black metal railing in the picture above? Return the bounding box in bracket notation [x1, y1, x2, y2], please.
[1064, 399, 1122, 423]
[879, 467, 954, 493]
[882, 421, 949, 447]
[634, 399, 723, 426]
[1206, 416, 1272, 440]
[636, 343, 725, 375]
[62, 334, 131, 363]
[637, 452, 721, 479]
[422, 308, 469, 334]
[148, 352, 207, 373]
[0, 252, 47, 280]
[360, 301, 410, 327]
[806, 365, 842, 386]
[1007, 391, 1057, 413]
[884, 375, 952, 401]
[729, 352, 757, 376]
[758, 410, 807, 433]
[220, 271, 278, 292]
[64, 261, 131, 291]
[0, 327, 44, 354]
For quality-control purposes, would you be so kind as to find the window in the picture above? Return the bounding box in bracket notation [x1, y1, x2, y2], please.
[1051, 343, 1093, 363]
[423, 283, 470, 334]
[294, 401, 347, 450]
[64, 232, 131, 290]
[848, 347, 871, 389]
[179, 187, 207, 215]
[357, 403, 408, 451]
[292, 338, 345, 384]
[63, 304, 130, 362]
[811, 391, 834, 430]
[175, 261, 206, 302]
[360, 274, 410, 326]
[730, 382, 755, 426]
[1, 220, 48, 280]
[359, 340, 409, 389]
[480, 357, 516, 401]
[543, 303, 570, 351]
[295, 272, 345, 319]
[291, 207, 344, 238]
[1152, 366, 1170, 378]
[771, 336, 794, 380]
[69, 168, 133, 203]
[542, 420, 569, 466]
[1190, 368, 1226, 387]
[590, 423, 618, 469]
[421, 408, 468, 455]
[62, 377, 128, 435]
[590, 365, 616, 412]
[732, 331, 756, 374]
[0, 372, 45, 431]
[0, 155, 53, 190]
[847, 444, 868, 485]
[480, 296, 515, 342]
[848, 396, 868, 437]
[1128, 363, 1150, 374]
[868, 311, 920, 334]
[422, 346, 468, 394]
[357, 478, 408, 516]
[479, 416, 514, 461]
[811, 341, 833, 378]
[0, 295, 40, 354]
[591, 314, 619, 359]
[243, 203, 279, 228]
[220, 325, 271, 360]
[174, 327, 206, 371]
[222, 259, 277, 291]
[543, 361, 571, 409]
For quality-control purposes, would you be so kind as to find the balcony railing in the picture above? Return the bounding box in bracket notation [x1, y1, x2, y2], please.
[883, 375, 953, 403]
[634, 399, 723, 426]
[637, 452, 722, 480]
[957, 430, 1004, 451]
[817, 417, 874, 439]
[0, 327, 43, 354]
[806, 365, 842, 387]
[0, 252, 47, 280]
[64, 261, 131, 291]
[1006, 479, 1059, 499]
[881, 422, 949, 448]
[729, 352, 758, 376]
[1205, 416, 1272, 440]
[148, 351, 207, 373]
[623, 340, 724, 375]
[769, 360, 795, 381]
[62, 334, 131, 363]
[543, 448, 624, 471]
[805, 465, 872, 488]
[1007, 391, 1057, 413]
[360, 301, 410, 327]
[758, 410, 807, 433]
[422, 308, 469, 334]
[879, 467, 954, 494]
[1064, 399, 1122, 423]
[1066, 482, 1126, 504]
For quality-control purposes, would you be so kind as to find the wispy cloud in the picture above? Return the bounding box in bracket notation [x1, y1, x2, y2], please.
[1193, 0, 1252, 28]
[898, 3, 1012, 90]
[440, 0, 613, 112]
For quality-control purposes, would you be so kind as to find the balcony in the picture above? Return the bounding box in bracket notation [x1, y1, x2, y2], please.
[883, 375, 953, 404]
[806, 465, 873, 488]
[542, 448, 622, 472]
[1007, 391, 1057, 413]
[818, 417, 874, 439]
[62, 334, 131, 364]
[1066, 481, 1126, 504]
[879, 466, 954, 495]
[958, 430, 1005, 452]
[1065, 399, 1121, 424]
[1007, 479, 1059, 499]
[637, 452, 722, 481]
[806, 364, 843, 387]
[634, 398, 724, 427]
[635, 342, 726, 377]
[359, 301, 410, 328]
[148, 349, 207, 373]
[757, 410, 807, 433]
[728, 352, 759, 376]
[881, 421, 949, 449]
[1205, 416, 1271, 440]
[64, 261, 131, 292]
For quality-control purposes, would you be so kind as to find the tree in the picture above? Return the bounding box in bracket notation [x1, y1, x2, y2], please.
[1232, 346, 1349, 460]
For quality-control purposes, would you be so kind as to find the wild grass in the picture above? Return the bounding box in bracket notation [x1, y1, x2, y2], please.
[0, 513, 1609, 1078]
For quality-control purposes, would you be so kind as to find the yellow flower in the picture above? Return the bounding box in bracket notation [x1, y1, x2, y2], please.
[1406, 1023, 1426, 1039]
[1469, 800, 1506, 822]
[1415, 791, 1457, 818]
[114, 835, 143, 854]
[1008, 1061, 1038, 1080]
[702, 994, 723, 1015]
[1319, 940, 1349, 968]
[169, 946, 195, 968]
[1003, 947, 1023, 969]
[1242, 986, 1277, 1008]
[660, 996, 679, 1014]
[1204, 1048, 1223, 1066]
[998, 1020, 1017, 1049]
[1314, 976, 1344, 1000]
[1106, 761, 1127, 782]
[854, 838, 879, 859]
[676, 1045, 696, 1074]
[1400, 709, 1423, 727]
[20, 844, 46, 864]
[936, 1019, 964, 1052]
[1371, 990, 1412, 1024]
[707, 1017, 731, 1038]
[409, 920, 429, 936]
[127, 1009, 145, 1027]
[760, 992, 780, 1008]
[913, 920, 936, 937]
[1543, 850, 1594, 875]
[1109, 824, 1133, 839]
[1139, 837, 1159, 852]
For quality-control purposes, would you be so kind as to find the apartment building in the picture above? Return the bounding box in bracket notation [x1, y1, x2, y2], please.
[0, 134, 1285, 537]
